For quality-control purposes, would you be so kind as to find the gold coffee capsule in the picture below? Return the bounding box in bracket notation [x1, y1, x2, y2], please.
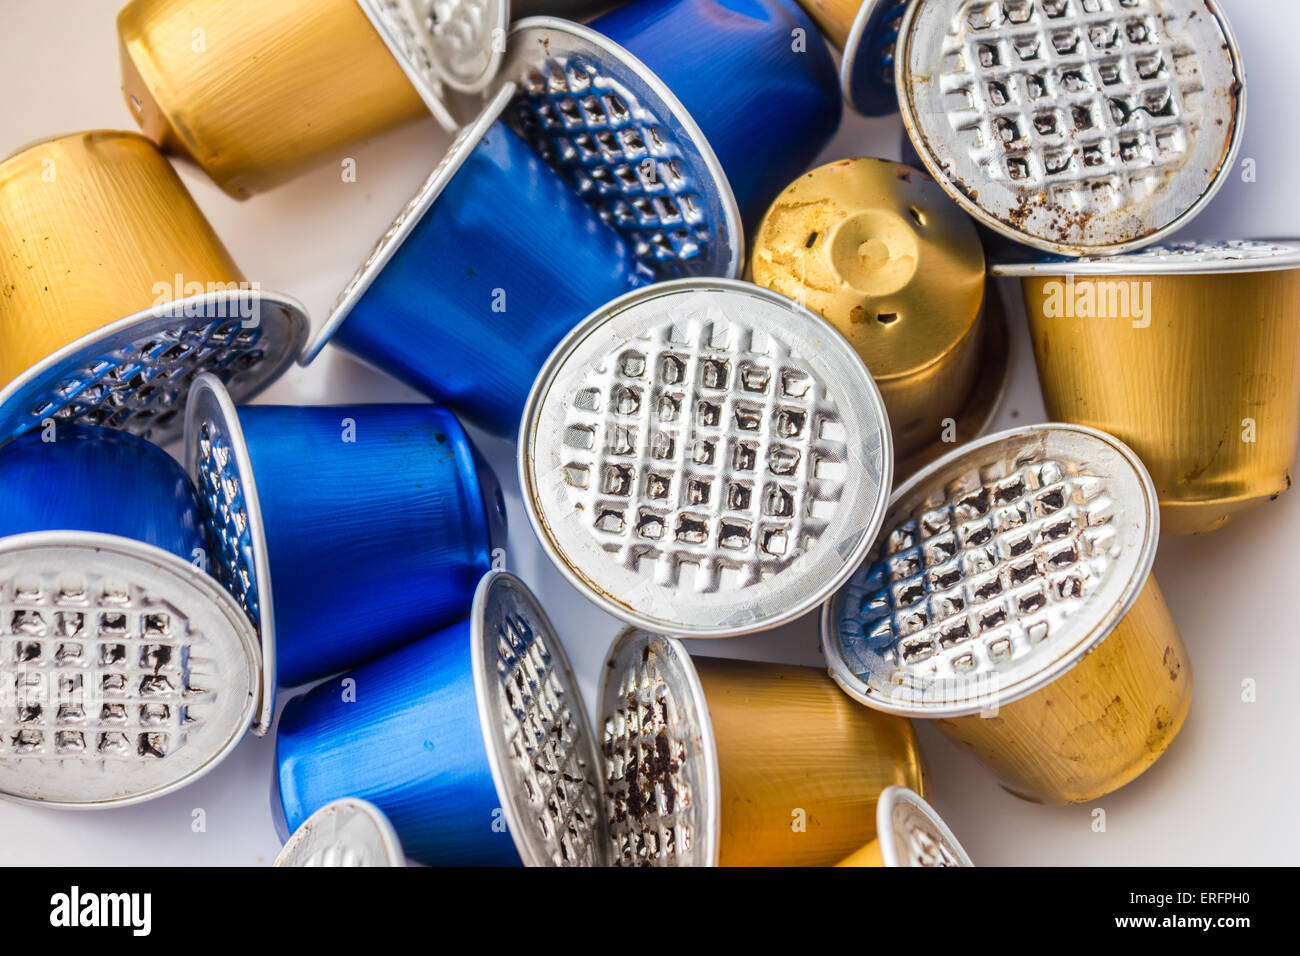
[994, 241, 1300, 534]
[600, 628, 928, 866]
[822, 424, 1192, 805]
[0, 130, 306, 445]
[836, 786, 972, 867]
[116, 0, 508, 198]
[751, 158, 1006, 476]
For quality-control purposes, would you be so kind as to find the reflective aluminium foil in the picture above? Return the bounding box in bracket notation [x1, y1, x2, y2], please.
[274, 798, 404, 867]
[184, 375, 505, 724]
[0, 131, 306, 448]
[836, 785, 973, 866]
[0, 426, 260, 808]
[520, 278, 893, 638]
[822, 424, 1193, 804]
[994, 239, 1300, 534]
[895, 0, 1245, 255]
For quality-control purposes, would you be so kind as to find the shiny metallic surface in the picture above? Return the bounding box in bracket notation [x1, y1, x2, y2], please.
[274, 798, 405, 867]
[184, 375, 503, 698]
[304, 85, 648, 436]
[520, 279, 893, 637]
[358, 0, 506, 96]
[500, 17, 741, 279]
[993, 240, 1300, 534]
[471, 572, 607, 866]
[750, 157, 992, 463]
[896, 0, 1246, 256]
[117, 0, 442, 198]
[0, 130, 306, 446]
[599, 628, 928, 866]
[0, 533, 259, 808]
[275, 571, 603, 866]
[798, 0, 910, 115]
[837, 785, 973, 866]
[585, 0, 843, 234]
[823, 424, 1191, 804]
[599, 628, 720, 866]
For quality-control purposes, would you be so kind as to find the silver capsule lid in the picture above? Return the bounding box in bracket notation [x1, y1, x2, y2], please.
[598, 628, 719, 867]
[471, 570, 608, 866]
[0, 290, 306, 449]
[500, 17, 743, 281]
[183, 373, 275, 736]
[822, 424, 1158, 718]
[0, 531, 260, 808]
[897, 0, 1245, 256]
[520, 279, 893, 638]
[274, 797, 404, 867]
[358, 0, 508, 128]
[992, 238, 1300, 276]
[876, 786, 973, 867]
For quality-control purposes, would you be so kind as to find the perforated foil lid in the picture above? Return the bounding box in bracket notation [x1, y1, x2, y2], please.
[274, 798, 404, 867]
[876, 786, 973, 866]
[183, 374, 275, 737]
[992, 237, 1300, 276]
[520, 279, 893, 638]
[897, 0, 1245, 256]
[471, 571, 608, 866]
[822, 424, 1157, 717]
[499, 17, 743, 280]
[0, 292, 306, 448]
[358, 0, 506, 126]
[0, 532, 260, 808]
[598, 628, 719, 867]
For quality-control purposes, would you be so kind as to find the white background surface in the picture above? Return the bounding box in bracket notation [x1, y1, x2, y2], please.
[0, 0, 1295, 866]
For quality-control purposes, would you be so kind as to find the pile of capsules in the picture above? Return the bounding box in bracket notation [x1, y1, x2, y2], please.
[0, 0, 1289, 867]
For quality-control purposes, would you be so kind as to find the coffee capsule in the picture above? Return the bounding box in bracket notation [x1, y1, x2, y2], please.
[520, 278, 893, 637]
[274, 798, 404, 867]
[822, 424, 1192, 804]
[0, 131, 305, 447]
[994, 239, 1300, 533]
[836, 785, 972, 866]
[797, 0, 909, 115]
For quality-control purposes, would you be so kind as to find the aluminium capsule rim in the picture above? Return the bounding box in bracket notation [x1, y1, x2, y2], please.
[274, 796, 405, 867]
[895, 0, 1247, 257]
[183, 373, 276, 736]
[820, 422, 1160, 719]
[991, 238, 1300, 277]
[502, 15, 744, 280]
[470, 569, 608, 867]
[0, 530, 260, 809]
[0, 289, 307, 449]
[518, 277, 894, 638]
[876, 785, 973, 867]
[597, 627, 721, 867]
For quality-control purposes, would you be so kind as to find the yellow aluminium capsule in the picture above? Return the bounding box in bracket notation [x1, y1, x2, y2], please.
[836, 786, 972, 867]
[751, 157, 1006, 477]
[599, 628, 928, 866]
[0, 130, 306, 445]
[116, 0, 510, 198]
[822, 424, 1192, 806]
[994, 241, 1300, 534]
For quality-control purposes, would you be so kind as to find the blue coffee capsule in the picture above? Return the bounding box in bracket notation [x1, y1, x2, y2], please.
[835, 0, 909, 117]
[274, 571, 605, 867]
[184, 374, 506, 710]
[0, 425, 261, 808]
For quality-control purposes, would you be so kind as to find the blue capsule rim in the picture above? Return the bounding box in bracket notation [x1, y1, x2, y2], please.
[503, 15, 744, 281]
[183, 372, 277, 736]
[300, 82, 517, 366]
[818, 422, 1161, 719]
[0, 289, 308, 450]
[0, 530, 261, 809]
[839, 0, 908, 117]
[273, 796, 405, 867]
[597, 626, 721, 867]
[470, 569, 608, 867]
